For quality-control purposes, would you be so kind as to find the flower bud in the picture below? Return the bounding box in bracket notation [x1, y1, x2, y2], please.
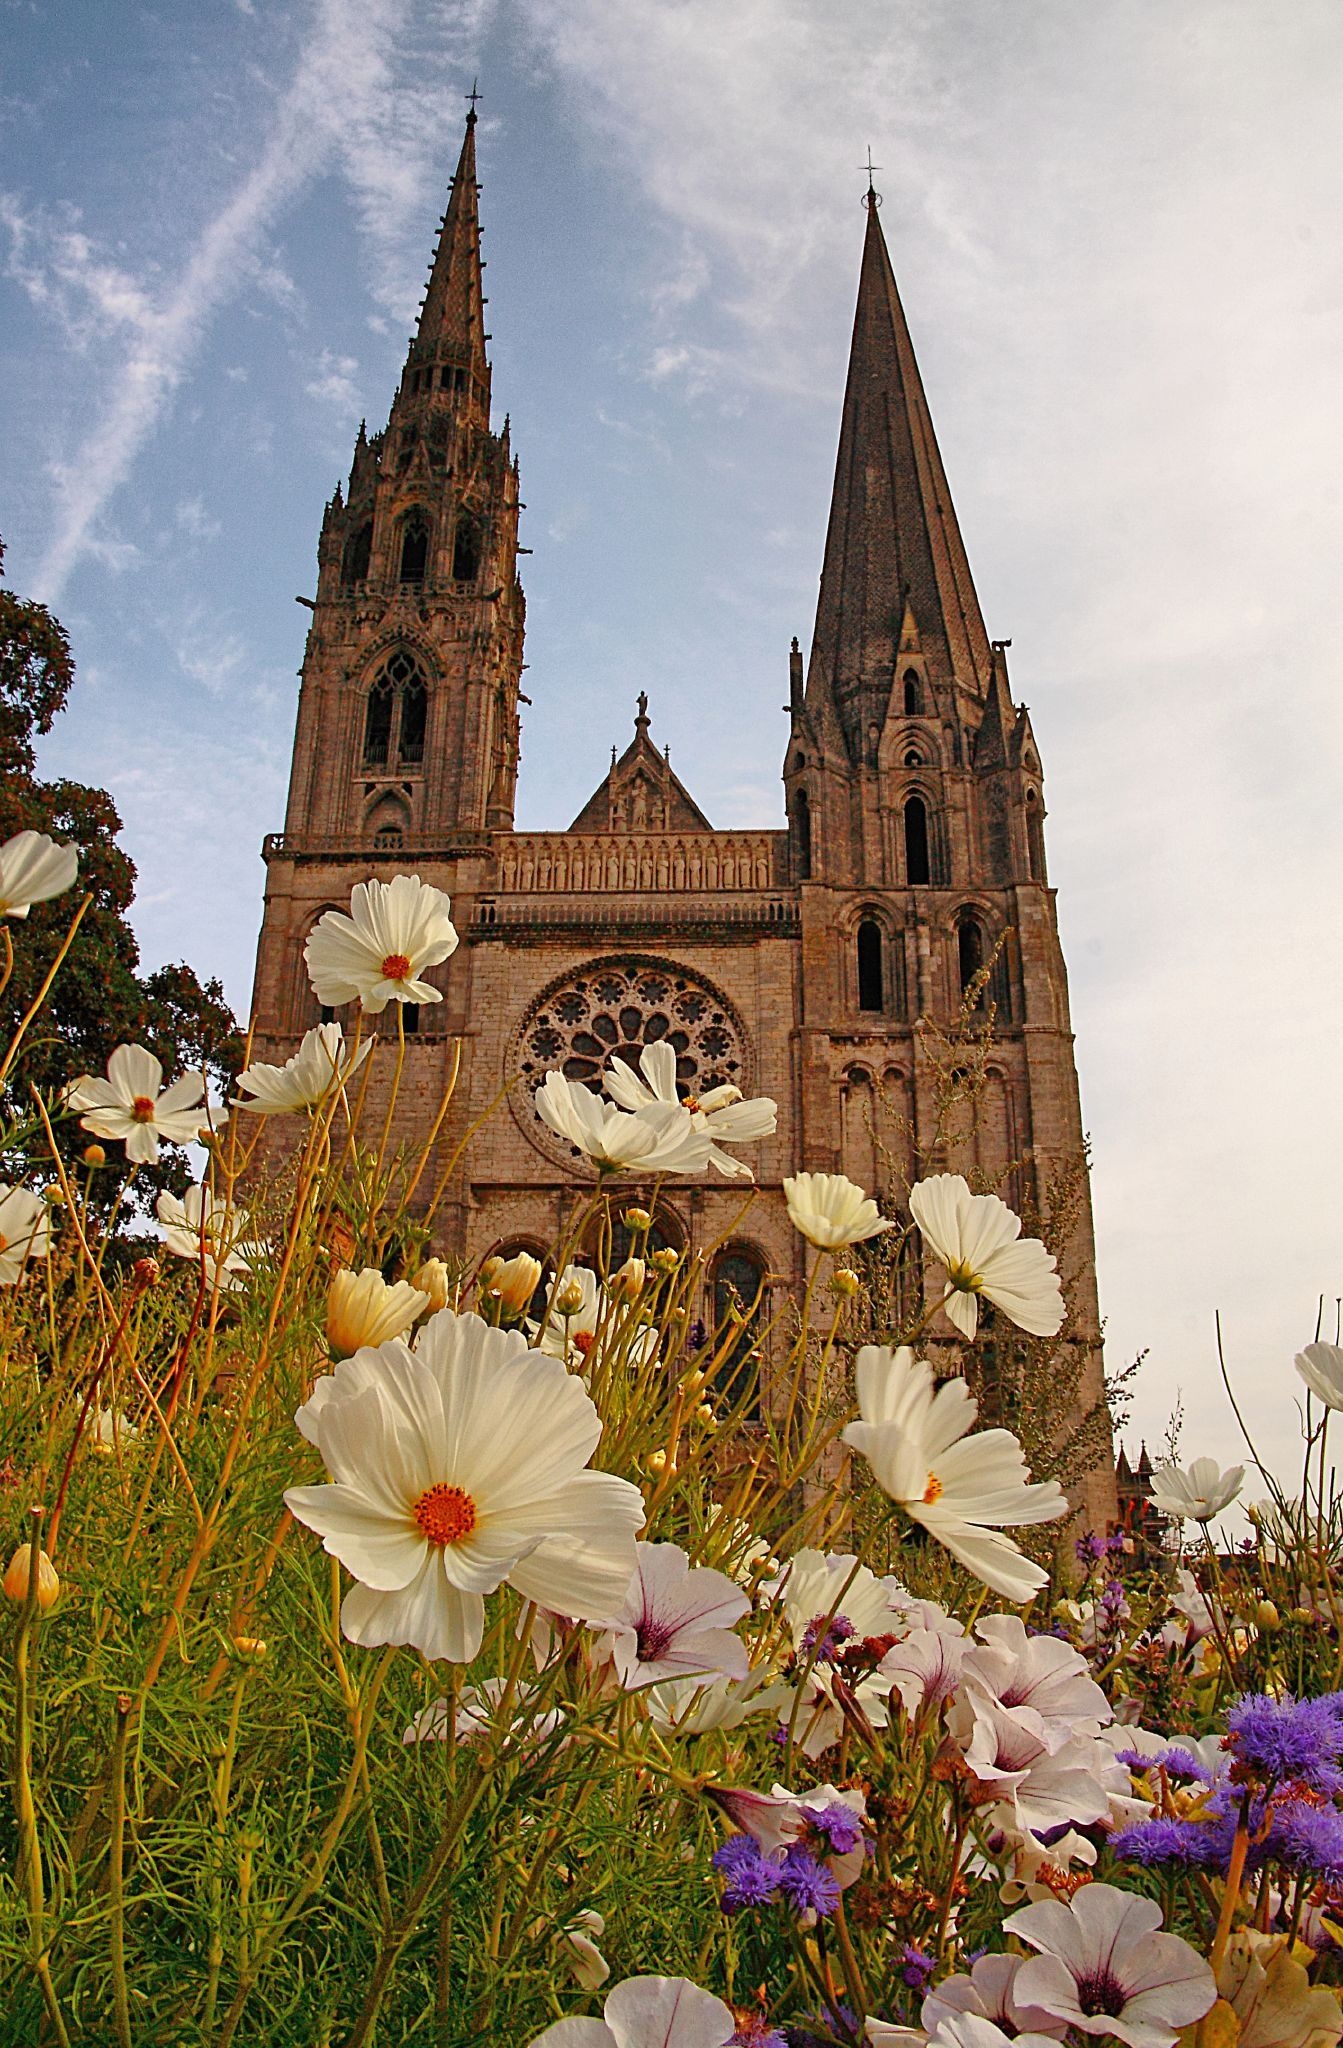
[646, 1449, 667, 1474]
[409, 1257, 452, 1314]
[326, 1267, 428, 1358]
[1254, 1599, 1281, 1633]
[649, 1248, 680, 1274]
[4, 1544, 58, 1610]
[682, 1369, 707, 1395]
[131, 1257, 160, 1290]
[622, 1207, 652, 1233]
[695, 1403, 716, 1427]
[611, 1257, 646, 1299]
[82, 1143, 106, 1167]
[231, 1635, 268, 1662]
[554, 1278, 586, 1317]
[490, 1252, 543, 1318]
[830, 1267, 861, 1299]
[43, 1184, 64, 1205]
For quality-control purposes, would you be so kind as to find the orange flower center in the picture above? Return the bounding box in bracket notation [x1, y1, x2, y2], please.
[683, 1096, 700, 1114]
[922, 1473, 944, 1506]
[0, 1234, 10, 1254]
[381, 952, 412, 982]
[412, 1483, 477, 1546]
[131, 1096, 156, 1123]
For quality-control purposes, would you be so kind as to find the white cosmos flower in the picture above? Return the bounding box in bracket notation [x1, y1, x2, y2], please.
[595, 1542, 749, 1690]
[156, 1183, 258, 1291]
[1005, 1884, 1217, 2048]
[604, 1041, 776, 1180]
[527, 1974, 736, 2048]
[324, 1267, 427, 1358]
[841, 1346, 1068, 1603]
[401, 1679, 564, 1749]
[1147, 1456, 1245, 1523]
[783, 1170, 892, 1250]
[0, 829, 79, 918]
[536, 1072, 711, 1176]
[304, 874, 458, 1014]
[285, 1308, 645, 1663]
[0, 1184, 52, 1284]
[233, 1022, 373, 1113]
[66, 1044, 221, 1165]
[529, 1263, 658, 1371]
[909, 1173, 1063, 1341]
[1294, 1341, 1343, 1412]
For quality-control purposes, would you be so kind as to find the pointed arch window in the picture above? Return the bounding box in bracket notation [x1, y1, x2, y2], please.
[1026, 791, 1047, 882]
[904, 795, 931, 885]
[857, 919, 884, 1012]
[341, 519, 372, 586]
[399, 667, 427, 765]
[710, 1246, 767, 1416]
[452, 514, 481, 583]
[363, 674, 394, 766]
[903, 668, 922, 716]
[398, 516, 429, 585]
[958, 915, 985, 1005]
[792, 788, 812, 881]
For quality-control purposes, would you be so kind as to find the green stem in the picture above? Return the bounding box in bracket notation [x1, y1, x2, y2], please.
[108, 1694, 133, 2048]
[10, 1506, 71, 2048]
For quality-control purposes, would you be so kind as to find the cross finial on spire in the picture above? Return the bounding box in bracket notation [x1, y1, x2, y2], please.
[466, 78, 482, 121]
[862, 147, 881, 206]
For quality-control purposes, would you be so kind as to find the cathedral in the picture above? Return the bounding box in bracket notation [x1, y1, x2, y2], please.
[249, 110, 1109, 1495]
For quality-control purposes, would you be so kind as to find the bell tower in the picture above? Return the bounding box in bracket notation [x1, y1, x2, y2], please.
[280, 107, 525, 852]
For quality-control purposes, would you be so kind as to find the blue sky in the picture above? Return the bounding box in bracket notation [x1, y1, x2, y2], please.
[5, 0, 1343, 1489]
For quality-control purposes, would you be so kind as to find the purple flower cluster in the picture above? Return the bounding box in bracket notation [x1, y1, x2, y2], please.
[1112, 1695, 1343, 1883]
[1226, 1693, 1343, 1793]
[710, 1824, 846, 1924]
[729, 2020, 788, 2048]
[1075, 1530, 1127, 1567]
[806, 1803, 865, 1856]
[1115, 1741, 1213, 1784]
[899, 1944, 936, 1991]
[800, 1613, 857, 1663]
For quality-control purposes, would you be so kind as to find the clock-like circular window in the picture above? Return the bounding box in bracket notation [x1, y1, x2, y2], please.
[512, 957, 749, 1164]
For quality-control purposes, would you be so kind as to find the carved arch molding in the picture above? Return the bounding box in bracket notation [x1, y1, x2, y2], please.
[510, 956, 750, 1168]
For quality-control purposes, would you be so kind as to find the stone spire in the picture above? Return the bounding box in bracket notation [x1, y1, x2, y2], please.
[406, 108, 490, 403]
[808, 190, 992, 753]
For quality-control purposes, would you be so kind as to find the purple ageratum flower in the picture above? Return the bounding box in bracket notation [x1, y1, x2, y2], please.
[711, 1834, 782, 1913]
[729, 2022, 788, 2048]
[806, 1801, 866, 1857]
[1111, 1816, 1227, 1870]
[900, 1944, 936, 1991]
[775, 1844, 841, 1921]
[1226, 1693, 1343, 1794]
[1259, 1799, 1343, 1883]
[800, 1613, 857, 1663]
[1115, 1742, 1214, 1785]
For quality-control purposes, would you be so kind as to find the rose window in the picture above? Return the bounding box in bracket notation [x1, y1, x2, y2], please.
[516, 962, 747, 1119]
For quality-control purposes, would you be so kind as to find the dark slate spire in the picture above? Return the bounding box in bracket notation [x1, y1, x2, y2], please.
[407, 109, 489, 398]
[808, 191, 992, 753]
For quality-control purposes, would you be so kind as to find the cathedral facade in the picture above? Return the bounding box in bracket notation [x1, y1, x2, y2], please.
[250, 112, 1110, 1498]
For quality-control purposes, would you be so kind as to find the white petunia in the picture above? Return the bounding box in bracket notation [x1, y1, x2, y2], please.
[909, 1173, 1063, 1341]
[922, 1953, 1071, 2041]
[645, 1666, 794, 1736]
[1295, 1342, 1343, 1413]
[0, 1183, 52, 1284]
[232, 1022, 372, 1113]
[0, 829, 79, 918]
[304, 874, 458, 1014]
[1147, 1456, 1245, 1523]
[604, 1041, 776, 1180]
[156, 1183, 258, 1291]
[961, 1613, 1111, 1740]
[594, 1541, 749, 1690]
[536, 1073, 712, 1176]
[1005, 1883, 1217, 2048]
[783, 1170, 893, 1250]
[881, 1621, 969, 1720]
[66, 1043, 221, 1165]
[841, 1346, 1068, 1603]
[285, 1308, 646, 1663]
[561, 1911, 610, 1994]
[868, 2012, 1066, 2048]
[761, 1546, 912, 1654]
[527, 1973, 736, 2048]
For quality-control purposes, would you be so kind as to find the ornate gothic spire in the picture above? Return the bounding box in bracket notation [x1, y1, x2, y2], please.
[409, 108, 489, 390]
[808, 191, 992, 748]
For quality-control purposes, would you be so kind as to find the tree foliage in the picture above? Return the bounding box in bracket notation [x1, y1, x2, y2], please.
[0, 538, 242, 1190]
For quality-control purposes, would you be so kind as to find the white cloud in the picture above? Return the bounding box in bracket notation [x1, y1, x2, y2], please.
[304, 346, 362, 411]
[175, 497, 221, 540]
